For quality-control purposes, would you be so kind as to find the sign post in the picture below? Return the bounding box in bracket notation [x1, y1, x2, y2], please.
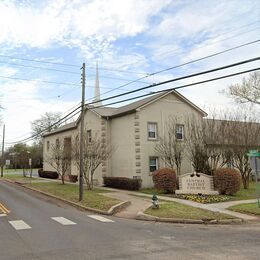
[247, 150, 260, 208]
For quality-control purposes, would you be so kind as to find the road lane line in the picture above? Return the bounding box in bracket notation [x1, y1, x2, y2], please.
[51, 217, 77, 225]
[0, 214, 7, 217]
[9, 220, 31, 230]
[87, 215, 115, 223]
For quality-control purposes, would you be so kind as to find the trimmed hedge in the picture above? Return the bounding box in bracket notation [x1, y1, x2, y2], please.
[38, 169, 59, 179]
[152, 168, 177, 193]
[69, 175, 78, 183]
[103, 176, 142, 190]
[214, 168, 241, 195]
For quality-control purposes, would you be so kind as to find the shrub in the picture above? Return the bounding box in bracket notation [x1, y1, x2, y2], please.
[38, 169, 59, 179]
[103, 176, 142, 190]
[152, 168, 177, 193]
[214, 168, 241, 195]
[69, 175, 78, 183]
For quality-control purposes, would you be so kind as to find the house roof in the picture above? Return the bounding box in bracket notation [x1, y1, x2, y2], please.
[43, 90, 207, 137]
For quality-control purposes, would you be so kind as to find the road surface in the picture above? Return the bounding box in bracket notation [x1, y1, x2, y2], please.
[0, 180, 259, 260]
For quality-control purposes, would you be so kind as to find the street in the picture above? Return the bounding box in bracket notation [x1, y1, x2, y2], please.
[0, 180, 260, 260]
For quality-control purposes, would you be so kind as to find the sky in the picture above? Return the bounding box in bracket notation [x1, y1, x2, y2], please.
[0, 0, 259, 146]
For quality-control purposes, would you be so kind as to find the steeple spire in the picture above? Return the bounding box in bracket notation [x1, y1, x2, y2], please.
[94, 61, 102, 107]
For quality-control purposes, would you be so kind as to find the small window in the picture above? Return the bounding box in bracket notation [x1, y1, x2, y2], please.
[176, 124, 184, 140]
[149, 157, 158, 173]
[148, 122, 157, 139]
[55, 138, 60, 148]
[47, 141, 50, 151]
[87, 130, 92, 143]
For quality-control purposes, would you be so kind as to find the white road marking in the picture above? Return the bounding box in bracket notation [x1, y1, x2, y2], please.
[0, 214, 7, 217]
[88, 215, 114, 223]
[9, 220, 31, 230]
[51, 217, 76, 225]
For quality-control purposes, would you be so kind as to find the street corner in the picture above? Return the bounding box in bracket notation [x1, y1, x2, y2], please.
[0, 202, 11, 215]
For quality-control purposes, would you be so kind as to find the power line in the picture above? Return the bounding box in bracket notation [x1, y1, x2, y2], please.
[0, 54, 80, 68]
[6, 66, 259, 145]
[87, 56, 260, 106]
[5, 57, 259, 144]
[0, 61, 80, 75]
[84, 39, 260, 103]
[95, 67, 260, 109]
[0, 75, 80, 86]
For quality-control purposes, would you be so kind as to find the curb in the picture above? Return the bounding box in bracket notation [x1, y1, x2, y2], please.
[2, 179, 131, 216]
[135, 211, 244, 225]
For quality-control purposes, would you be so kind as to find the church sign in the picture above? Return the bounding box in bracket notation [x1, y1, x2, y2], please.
[176, 173, 218, 195]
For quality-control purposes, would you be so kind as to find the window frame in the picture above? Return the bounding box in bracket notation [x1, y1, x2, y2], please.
[86, 129, 92, 143]
[147, 122, 158, 140]
[176, 124, 184, 140]
[46, 141, 50, 151]
[149, 156, 159, 173]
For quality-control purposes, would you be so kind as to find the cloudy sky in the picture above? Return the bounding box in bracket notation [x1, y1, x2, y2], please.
[0, 0, 259, 145]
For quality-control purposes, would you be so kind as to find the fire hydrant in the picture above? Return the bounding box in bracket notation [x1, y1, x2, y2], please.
[152, 194, 159, 209]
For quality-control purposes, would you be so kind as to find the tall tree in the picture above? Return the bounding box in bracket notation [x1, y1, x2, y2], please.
[226, 72, 260, 105]
[31, 112, 62, 143]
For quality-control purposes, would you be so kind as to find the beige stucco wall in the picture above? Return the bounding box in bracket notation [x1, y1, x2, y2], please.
[136, 92, 203, 188]
[43, 109, 105, 185]
[109, 113, 135, 179]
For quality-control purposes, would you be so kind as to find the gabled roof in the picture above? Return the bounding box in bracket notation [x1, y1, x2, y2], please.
[43, 90, 207, 137]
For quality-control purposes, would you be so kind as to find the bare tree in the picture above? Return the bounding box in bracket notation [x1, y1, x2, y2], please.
[73, 131, 112, 189]
[225, 72, 260, 105]
[31, 112, 62, 143]
[155, 116, 185, 175]
[185, 115, 228, 175]
[220, 112, 260, 189]
[45, 141, 71, 184]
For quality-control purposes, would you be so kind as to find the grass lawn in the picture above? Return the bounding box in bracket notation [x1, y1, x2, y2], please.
[25, 182, 120, 211]
[229, 202, 260, 216]
[2, 174, 40, 182]
[145, 202, 235, 220]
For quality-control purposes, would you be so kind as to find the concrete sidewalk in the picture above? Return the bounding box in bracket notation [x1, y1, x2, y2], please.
[99, 187, 259, 221]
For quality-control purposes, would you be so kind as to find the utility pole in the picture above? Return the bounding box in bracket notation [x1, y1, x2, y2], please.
[1, 124, 5, 177]
[79, 63, 85, 201]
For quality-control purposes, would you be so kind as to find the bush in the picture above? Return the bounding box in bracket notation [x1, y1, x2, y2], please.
[38, 169, 59, 179]
[214, 168, 241, 195]
[103, 176, 142, 190]
[69, 175, 78, 183]
[152, 168, 177, 193]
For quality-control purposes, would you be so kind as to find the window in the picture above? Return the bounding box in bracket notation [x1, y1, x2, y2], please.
[55, 138, 60, 148]
[176, 124, 184, 140]
[148, 122, 157, 139]
[149, 157, 158, 173]
[47, 141, 50, 151]
[87, 130, 92, 143]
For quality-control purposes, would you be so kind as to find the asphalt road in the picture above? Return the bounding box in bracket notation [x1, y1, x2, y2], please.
[0, 180, 260, 260]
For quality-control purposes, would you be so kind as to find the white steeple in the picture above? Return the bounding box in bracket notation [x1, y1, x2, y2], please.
[93, 61, 102, 107]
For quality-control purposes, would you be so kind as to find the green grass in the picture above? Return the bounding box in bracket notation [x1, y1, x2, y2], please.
[227, 182, 257, 200]
[3, 174, 40, 182]
[229, 202, 260, 216]
[25, 182, 120, 211]
[145, 202, 235, 220]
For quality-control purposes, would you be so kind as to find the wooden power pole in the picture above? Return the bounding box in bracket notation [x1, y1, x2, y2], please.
[79, 63, 85, 201]
[1, 124, 5, 177]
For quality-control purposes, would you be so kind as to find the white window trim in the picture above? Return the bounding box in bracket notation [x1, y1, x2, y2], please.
[147, 122, 158, 140]
[176, 124, 184, 141]
[149, 156, 159, 174]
